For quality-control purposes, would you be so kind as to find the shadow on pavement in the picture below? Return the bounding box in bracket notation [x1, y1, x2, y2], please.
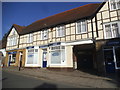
[34, 83, 57, 89]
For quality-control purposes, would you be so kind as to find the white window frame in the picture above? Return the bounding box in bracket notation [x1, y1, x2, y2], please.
[50, 46, 66, 65]
[41, 30, 48, 40]
[76, 20, 87, 34]
[109, 0, 120, 10]
[56, 25, 65, 37]
[25, 46, 40, 67]
[27, 34, 33, 43]
[103, 21, 120, 39]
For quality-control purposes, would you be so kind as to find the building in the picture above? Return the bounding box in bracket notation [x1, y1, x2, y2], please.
[0, 33, 7, 66]
[4, 0, 120, 75]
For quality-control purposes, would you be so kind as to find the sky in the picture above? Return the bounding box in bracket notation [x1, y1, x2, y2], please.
[2, 2, 100, 40]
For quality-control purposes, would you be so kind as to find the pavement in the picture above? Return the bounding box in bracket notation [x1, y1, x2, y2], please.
[2, 66, 120, 88]
[2, 71, 79, 88]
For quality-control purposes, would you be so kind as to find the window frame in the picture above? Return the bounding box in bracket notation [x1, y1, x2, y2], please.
[41, 29, 48, 40]
[50, 46, 66, 65]
[27, 34, 33, 43]
[109, 0, 120, 11]
[56, 25, 65, 37]
[76, 20, 87, 34]
[103, 21, 120, 39]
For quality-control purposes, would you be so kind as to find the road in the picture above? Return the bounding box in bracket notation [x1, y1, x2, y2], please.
[2, 71, 79, 88]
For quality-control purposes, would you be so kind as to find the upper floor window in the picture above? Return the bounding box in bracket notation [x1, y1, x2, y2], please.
[41, 30, 48, 40]
[109, 0, 120, 10]
[56, 25, 65, 37]
[27, 34, 33, 43]
[76, 20, 87, 34]
[8, 36, 17, 46]
[104, 22, 120, 39]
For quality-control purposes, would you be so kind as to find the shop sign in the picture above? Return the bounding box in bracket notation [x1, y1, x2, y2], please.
[39, 45, 48, 48]
[26, 46, 34, 49]
[28, 55, 33, 57]
[8, 51, 17, 54]
[52, 52, 59, 56]
[106, 41, 120, 46]
[49, 42, 61, 46]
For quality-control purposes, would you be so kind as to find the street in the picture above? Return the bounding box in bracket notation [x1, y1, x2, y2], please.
[2, 71, 79, 88]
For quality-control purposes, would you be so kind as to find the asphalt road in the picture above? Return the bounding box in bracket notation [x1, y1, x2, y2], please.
[2, 71, 78, 88]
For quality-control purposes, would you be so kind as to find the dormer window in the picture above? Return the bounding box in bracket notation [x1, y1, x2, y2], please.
[109, 0, 120, 10]
[41, 30, 48, 40]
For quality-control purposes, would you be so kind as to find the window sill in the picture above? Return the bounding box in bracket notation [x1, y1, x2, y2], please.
[105, 36, 120, 39]
[76, 32, 87, 35]
[56, 35, 65, 38]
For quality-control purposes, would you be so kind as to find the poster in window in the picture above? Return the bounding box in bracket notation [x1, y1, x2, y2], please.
[51, 51, 61, 64]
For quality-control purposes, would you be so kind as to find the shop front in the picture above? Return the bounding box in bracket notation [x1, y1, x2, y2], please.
[103, 39, 120, 74]
[7, 51, 17, 66]
[25, 46, 40, 67]
[48, 42, 66, 68]
[5, 49, 26, 67]
[39, 45, 48, 68]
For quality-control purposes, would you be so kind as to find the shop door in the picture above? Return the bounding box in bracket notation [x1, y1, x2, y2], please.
[8, 54, 11, 66]
[104, 49, 116, 73]
[19, 52, 23, 67]
[42, 50, 47, 68]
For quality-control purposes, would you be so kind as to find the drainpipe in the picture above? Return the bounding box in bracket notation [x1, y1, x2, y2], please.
[91, 18, 98, 74]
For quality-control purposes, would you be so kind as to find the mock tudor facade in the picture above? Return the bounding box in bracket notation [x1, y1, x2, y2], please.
[4, 0, 120, 74]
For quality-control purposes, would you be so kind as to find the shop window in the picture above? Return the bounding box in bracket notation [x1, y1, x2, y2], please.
[76, 20, 87, 34]
[104, 22, 120, 39]
[56, 25, 65, 37]
[109, 0, 120, 10]
[50, 46, 65, 64]
[9, 54, 16, 64]
[26, 48, 38, 65]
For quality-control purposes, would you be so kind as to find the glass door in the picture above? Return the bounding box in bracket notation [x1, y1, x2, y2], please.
[104, 48, 116, 73]
[42, 49, 47, 68]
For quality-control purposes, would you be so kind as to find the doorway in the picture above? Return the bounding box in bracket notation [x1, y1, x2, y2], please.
[42, 49, 47, 68]
[73, 44, 94, 71]
[103, 46, 120, 73]
[19, 52, 23, 67]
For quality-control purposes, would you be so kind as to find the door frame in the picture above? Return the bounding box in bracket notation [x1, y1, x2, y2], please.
[42, 49, 47, 68]
[103, 46, 119, 72]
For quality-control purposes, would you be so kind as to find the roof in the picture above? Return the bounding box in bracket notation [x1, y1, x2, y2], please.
[13, 24, 26, 34]
[20, 3, 103, 35]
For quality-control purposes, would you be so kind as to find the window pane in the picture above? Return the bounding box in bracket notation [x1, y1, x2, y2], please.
[117, 0, 120, 9]
[51, 50, 61, 64]
[81, 21, 86, 32]
[105, 25, 112, 38]
[27, 49, 34, 64]
[77, 22, 81, 33]
[112, 23, 119, 37]
[110, 0, 117, 9]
